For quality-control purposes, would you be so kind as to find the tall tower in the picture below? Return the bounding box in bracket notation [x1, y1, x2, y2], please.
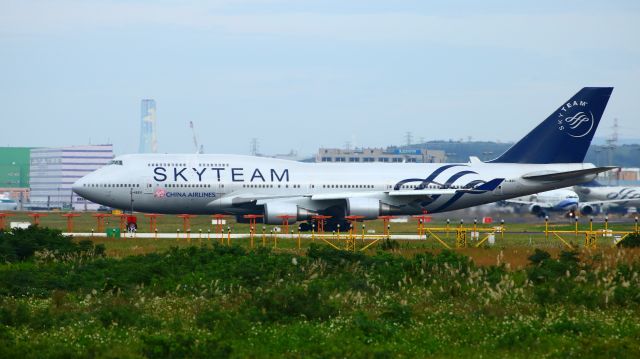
[139, 99, 157, 153]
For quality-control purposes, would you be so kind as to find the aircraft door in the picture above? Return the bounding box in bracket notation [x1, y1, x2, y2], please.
[142, 177, 155, 195]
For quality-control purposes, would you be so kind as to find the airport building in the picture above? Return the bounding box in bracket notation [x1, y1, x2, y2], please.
[0, 147, 32, 204]
[596, 167, 640, 185]
[316, 147, 446, 163]
[29, 145, 113, 210]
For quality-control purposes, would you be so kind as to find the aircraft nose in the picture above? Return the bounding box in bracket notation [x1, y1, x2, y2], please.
[72, 176, 88, 197]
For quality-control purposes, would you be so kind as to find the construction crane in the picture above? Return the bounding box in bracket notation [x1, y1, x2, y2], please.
[189, 121, 204, 154]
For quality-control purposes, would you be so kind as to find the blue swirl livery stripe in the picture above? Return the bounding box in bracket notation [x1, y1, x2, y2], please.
[464, 179, 486, 188]
[393, 164, 465, 190]
[419, 195, 442, 207]
[433, 192, 466, 212]
[443, 171, 478, 187]
[432, 178, 496, 212]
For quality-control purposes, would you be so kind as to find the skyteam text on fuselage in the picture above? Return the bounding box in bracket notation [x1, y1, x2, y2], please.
[73, 87, 616, 230]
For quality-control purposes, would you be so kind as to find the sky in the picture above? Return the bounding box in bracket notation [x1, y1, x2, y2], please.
[1, 0, 639, 157]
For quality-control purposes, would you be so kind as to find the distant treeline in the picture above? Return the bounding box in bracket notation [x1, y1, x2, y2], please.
[402, 141, 640, 166]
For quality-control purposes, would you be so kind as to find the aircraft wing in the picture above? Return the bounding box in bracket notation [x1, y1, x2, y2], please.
[210, 179, 505, 206]
[522, 166, 618, 181]
[581, 199, 633, 207]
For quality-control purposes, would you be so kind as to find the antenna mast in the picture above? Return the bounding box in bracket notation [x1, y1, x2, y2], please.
[190, 121, 202, 154]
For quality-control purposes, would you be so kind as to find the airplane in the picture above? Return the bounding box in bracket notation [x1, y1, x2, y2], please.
[504, 187, 628, 217]
[505, 188, 579, 217]
[0, 194, 17, 211]
[73, 87, 615, 231]
[574, 181, 640, 213]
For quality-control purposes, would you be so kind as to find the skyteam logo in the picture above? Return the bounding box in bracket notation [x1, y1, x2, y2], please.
[556, 100, 594, 138]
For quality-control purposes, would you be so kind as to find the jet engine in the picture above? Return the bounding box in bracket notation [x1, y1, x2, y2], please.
[579, 204, 595, 215]
[345, 198, 395, 219]
[529, 204, 543, 215]
[263, 202, 315, 224]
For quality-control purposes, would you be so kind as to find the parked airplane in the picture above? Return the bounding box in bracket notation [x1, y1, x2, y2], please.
[0, 194, 17, 211]
[73, 87, 615, 230]
[505, 187, 628, 217]
[574, 181, 640, 213]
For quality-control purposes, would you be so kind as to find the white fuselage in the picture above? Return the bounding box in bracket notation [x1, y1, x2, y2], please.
[510, 188, 580, 212]
[72, 154, 598, 220]
[0, 199, 17, 211]
[574, 185, 640, 209]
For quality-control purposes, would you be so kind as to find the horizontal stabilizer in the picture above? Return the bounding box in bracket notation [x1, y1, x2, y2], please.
[522, 166, 617, 182]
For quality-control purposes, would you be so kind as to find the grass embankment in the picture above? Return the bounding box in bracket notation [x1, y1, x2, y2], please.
[1, 227, 640, 358]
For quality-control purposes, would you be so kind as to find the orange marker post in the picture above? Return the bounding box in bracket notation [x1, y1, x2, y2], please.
[413, 214, 432, 238]
[243, 214, 264, 248]
[378, 216, 396, 237]
[312, 215, 332, 234]
[144, 214, 163, 233]
[0, 213, 14, 230]
[28, 212, 48, 226]
[177, 214, 197, 233]
[115, 214, 128, 232]
[211, 214, 228, 240]
[92, 213, 111, 233]
[277, 215, 296, 237]
[61, 213, 81, 233]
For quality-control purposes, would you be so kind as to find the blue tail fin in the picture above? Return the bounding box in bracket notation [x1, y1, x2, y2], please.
[489, 87, 613, 163]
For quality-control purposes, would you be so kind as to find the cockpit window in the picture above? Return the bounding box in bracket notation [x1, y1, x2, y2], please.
[109, 160, 123, 165]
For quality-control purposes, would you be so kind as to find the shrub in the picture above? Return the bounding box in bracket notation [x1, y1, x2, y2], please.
[95, 298, 146, 327]
[141, 332, 232, 359]
[380, 238, 400, 251]
[351, 311, 392, 340]
[528, 249, 551, 265]
[251, 283, 338, 322]
[379, 302, 413, 325]
[617, 233, 640, 248]
[0, 301, 30, 327]
[307, 243, 367, 265]
[0, 226, 105, 262]
[196, 308, 249, 335]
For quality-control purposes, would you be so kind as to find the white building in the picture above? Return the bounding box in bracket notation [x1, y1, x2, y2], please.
[139, 99, 157, 153]
[316, 147, 446, 163]
[29, 145, 113, 210]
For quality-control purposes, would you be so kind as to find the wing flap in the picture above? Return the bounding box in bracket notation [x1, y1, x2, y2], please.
[522, 167, 617, 181]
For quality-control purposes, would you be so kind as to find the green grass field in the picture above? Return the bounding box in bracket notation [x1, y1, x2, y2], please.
[2, 221, 640, 358]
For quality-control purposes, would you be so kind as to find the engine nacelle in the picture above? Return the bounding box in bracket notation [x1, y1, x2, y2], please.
[346, 198, 384, 219]
[263, 202, 314, 224]
[529, 204, 543, 215]
[579, 204, 595, 215]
